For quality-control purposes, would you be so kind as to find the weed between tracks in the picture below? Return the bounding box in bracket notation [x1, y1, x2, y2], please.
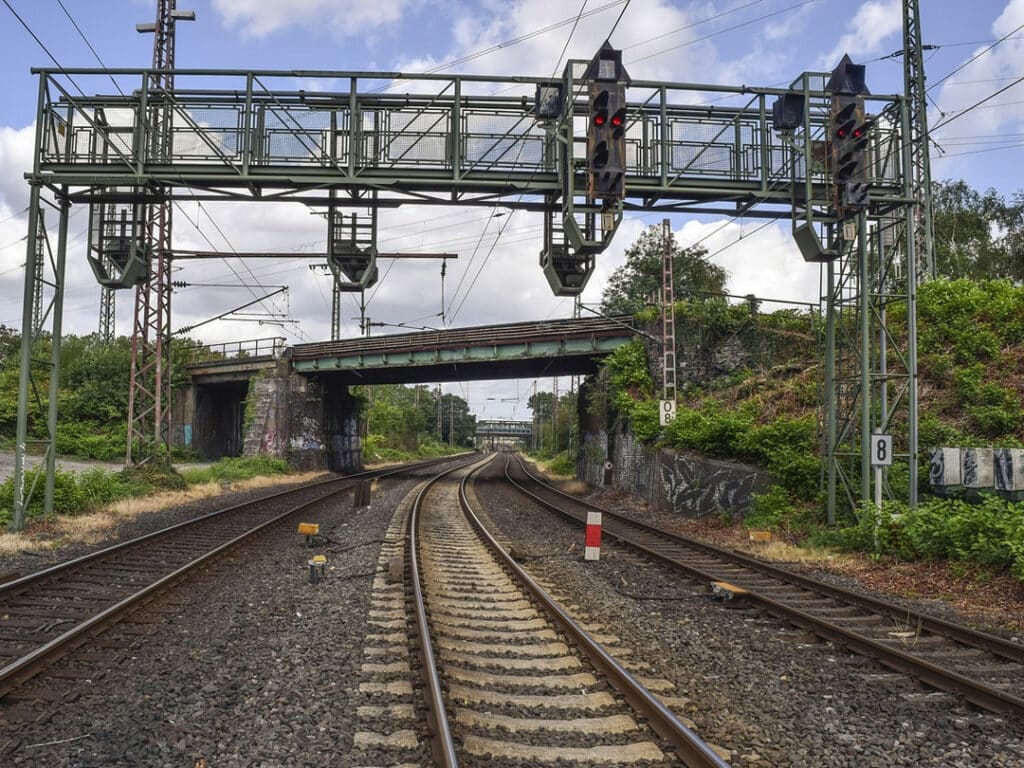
[0, 472, 324, 557]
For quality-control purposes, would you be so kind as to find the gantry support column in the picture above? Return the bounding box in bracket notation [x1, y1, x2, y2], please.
[11, 189, 69, 531]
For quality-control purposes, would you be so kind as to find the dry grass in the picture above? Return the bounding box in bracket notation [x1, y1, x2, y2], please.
[743, 539, 860, 568]
[0, 472, 325, 559]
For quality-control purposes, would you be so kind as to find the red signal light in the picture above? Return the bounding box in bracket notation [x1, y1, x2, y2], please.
[837, 128, 846, 138]
[594, 114, 606, 126]
[611, 113, 623, 127]
[853, 127, 862, 138]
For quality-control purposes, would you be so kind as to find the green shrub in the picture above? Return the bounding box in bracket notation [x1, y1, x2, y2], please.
[0, 467, 140, 524]
[823, 496, 1024, 580]
[547, 451, 576, 477]
[179, 455, 291, 484]
[55, 422, 126, 461]
[746, 485, 792, 529]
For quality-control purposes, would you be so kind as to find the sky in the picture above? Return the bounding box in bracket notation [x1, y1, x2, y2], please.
[1, 0, 1022, 422]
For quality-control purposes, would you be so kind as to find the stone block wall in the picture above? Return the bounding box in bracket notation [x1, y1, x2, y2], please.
[579, 420, 772, 518]
[240, 363, 361, 472]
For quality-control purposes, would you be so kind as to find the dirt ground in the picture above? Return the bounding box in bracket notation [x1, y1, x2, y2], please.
[586, 486, 1024, 636]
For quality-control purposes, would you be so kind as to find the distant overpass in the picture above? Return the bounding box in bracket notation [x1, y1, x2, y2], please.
[288, 316, 636, 384]
[475, 420, 533, 450]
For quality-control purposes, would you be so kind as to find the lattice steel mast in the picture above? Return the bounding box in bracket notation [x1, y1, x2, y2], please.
[903, 0, 935, 281]
[661, 219, 676, 408]
[98, 281, 115, 341]
[128, 1, 193, 463]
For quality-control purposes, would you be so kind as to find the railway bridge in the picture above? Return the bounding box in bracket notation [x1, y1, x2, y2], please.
[178, 316, 634, 470]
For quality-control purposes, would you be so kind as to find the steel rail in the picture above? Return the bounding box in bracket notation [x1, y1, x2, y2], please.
[0, 454, 466, 599]
[505, 455, 1024, 719]
[407, 460, 475, 768]
[460, 456, 731, 768]
[0, 453, 471, 696]
[511, 455, 1024, 663]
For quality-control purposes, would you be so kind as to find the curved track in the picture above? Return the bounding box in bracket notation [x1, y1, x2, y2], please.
[407, 456, 730, 767]
[504, 453, 1024, 720]
[0, 454, 469, 697]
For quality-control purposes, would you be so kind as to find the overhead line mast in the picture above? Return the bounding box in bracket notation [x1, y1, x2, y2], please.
[903, 0, 935, 281]
[128, 0, 194, 465]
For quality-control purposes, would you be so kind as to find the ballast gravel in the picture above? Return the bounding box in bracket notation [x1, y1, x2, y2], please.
[471, 459, 1024, 768]
[2, 467, 438, 767]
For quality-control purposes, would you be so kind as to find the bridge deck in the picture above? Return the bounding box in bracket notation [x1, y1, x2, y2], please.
[290, 317, 635, 384]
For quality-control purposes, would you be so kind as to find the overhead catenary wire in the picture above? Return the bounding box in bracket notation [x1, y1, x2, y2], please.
[931, 74, 1024, 132]
[54, 0, 125, 96]
[2, 0, 86, 94]
[630, 0, 819, 65]
[444, 0, 602, 324]
[926, 21, 1024, 93]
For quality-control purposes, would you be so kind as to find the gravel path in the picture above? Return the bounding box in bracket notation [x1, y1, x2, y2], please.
[474, 456, 1024, 768]
[0, 450, 212, 484]
[1, 467, 437, 766]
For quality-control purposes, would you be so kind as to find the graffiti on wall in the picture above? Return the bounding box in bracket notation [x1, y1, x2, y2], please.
[657, 450, 763, 518]
[290, 416, 324, 451]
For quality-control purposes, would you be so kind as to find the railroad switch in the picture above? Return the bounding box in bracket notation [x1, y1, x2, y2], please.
[297, 522, 321, 547]
[308, 554, 328, 584]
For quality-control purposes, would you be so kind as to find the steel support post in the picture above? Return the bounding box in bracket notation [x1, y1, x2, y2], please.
[858, 210, 871, 508]
[331, 282, 341, 341]
[11, 184, 43, 531]
[11, 189, 69, 531]
[903, 0, 935, 281]
[31, 212, 45, 334]
[824, 260, 837, 526]
[900, 97, 921, 506]
[98, 284, 115, 341]
[44, 199, 71, 513]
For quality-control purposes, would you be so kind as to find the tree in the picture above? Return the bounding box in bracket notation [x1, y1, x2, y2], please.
[527, 389, 576, 455]
[600, 225, 728, 315]
[933, 180, 1023, 283]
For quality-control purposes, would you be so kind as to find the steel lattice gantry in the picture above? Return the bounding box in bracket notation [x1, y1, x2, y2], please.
[12, 62, 919, 529]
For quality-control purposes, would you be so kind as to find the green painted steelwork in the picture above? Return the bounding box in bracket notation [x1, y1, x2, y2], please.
[27, 66, 905, 216]
[292, 335, 630, 374]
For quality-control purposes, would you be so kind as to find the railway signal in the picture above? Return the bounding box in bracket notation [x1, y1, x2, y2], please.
[585, 42, 629, 205]
[826, 55, 873, 217]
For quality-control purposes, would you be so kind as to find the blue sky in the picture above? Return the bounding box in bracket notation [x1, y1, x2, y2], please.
[1, 0, 1022, 420]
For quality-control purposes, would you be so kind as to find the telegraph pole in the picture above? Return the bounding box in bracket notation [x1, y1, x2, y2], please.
[128, 1, 194, 464]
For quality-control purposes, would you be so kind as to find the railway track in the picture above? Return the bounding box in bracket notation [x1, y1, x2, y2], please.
[503, 453, 1024, 721]
[0, 453, 470, 699]
[405, 456, 730, 767]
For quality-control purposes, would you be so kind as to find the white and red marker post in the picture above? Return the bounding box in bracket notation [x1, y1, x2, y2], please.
[584, 511, 602, 561]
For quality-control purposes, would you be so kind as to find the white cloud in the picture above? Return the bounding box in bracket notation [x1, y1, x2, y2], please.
[210, 0, 414, 40]
[677, 219, 820, 305]
[0, 124, 36, 216]
[818, 0, 902, 71]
